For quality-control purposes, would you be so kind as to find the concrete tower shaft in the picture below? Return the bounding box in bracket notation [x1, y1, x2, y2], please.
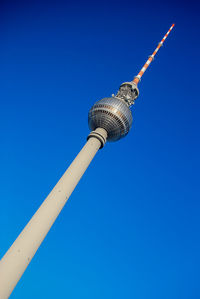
[0, 128, 107, 299]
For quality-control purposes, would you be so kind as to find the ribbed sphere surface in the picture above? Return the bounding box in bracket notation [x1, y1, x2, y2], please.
[88, 97, 133, 142]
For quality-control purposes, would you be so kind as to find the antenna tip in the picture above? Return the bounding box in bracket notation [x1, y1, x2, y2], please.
[172, 23, 175, 27]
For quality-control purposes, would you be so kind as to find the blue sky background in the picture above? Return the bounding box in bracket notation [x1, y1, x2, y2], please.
[0, 0, 200, 298]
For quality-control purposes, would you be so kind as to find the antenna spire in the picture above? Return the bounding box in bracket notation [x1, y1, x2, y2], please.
[133, 24, 175, 85]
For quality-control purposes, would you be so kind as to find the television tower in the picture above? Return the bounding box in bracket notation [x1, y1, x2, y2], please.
[0, 24, 174, 298]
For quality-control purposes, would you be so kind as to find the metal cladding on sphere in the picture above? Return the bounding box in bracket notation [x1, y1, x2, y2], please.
[88, 97, 133, 142]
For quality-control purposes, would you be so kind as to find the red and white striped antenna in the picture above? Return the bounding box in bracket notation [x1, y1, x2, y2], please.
[133, 24, 175, 85]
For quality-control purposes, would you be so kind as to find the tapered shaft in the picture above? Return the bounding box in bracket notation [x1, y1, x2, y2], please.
[0, 128, 107, 299]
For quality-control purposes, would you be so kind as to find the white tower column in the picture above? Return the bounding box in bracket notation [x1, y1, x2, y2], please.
[0, 128, 107, 299]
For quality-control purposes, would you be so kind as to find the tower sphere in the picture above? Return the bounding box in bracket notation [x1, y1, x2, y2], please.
[88, 97, 133, 142]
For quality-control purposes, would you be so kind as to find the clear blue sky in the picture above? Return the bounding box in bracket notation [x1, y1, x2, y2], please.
[0, 0, 200, 298]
